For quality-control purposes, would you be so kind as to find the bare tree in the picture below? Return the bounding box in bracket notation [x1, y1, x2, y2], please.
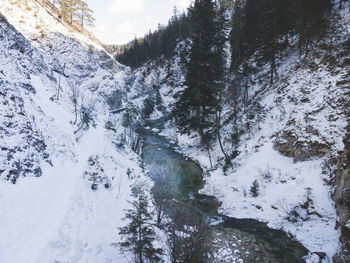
[56, 63, 67, 101]
[69, 82, 80, 125]
[74, 95, 96, 134]
[166, 205, 214, 263]
[216, 107, 229, 163]
[152, 179, 175, 227]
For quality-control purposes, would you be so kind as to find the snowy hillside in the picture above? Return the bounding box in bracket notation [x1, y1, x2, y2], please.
[122, 5, 350, 262]
[0, 1, 151, 262]
[1, 0, 349, 263]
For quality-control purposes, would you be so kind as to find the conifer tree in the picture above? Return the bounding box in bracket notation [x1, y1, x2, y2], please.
[116, 11, 191, 67]
[250, 179, 260, 197]
[122, 102, 137, 144]
[174, 0, 223, 140]
[75, 0, 95, 29]
[262, 0, 278, 84]
[230, 0, 244, 70]
[119, 188, 163, 263]
[295, 0, 331, 55]
[59, 0, 77, 24]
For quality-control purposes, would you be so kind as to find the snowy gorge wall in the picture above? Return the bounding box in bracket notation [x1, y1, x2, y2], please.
[125, 6, 350, 262]
[0, 1, 150, 262]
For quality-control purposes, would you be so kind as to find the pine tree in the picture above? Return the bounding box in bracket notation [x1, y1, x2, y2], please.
[250, 179, 260, 197]
[295, 0, 331, 55]
[213, 2, 228, 162]
[119, 188, 163, 263]
[262, 0, 279, 85]
[142, 98, 155, 120]
[75, 0, 95, 29]
[116, 10, 191, 67]
[174, 0, 223, 140]
[122, 102, 137, 144]
[230, 0, 244, 70]
[59, 0, 78, 24]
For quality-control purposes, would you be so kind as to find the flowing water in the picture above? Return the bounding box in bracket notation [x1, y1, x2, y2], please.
[138, 118, 308, 263]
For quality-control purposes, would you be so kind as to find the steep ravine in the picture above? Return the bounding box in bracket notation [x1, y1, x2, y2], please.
[138, 118, 309, 263]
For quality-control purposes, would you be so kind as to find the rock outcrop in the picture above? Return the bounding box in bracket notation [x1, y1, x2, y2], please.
[333, 122, 350, 263]
[274, 129, 331, 161]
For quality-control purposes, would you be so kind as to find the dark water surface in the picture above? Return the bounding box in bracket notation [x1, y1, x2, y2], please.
[138, 118, 308, 263]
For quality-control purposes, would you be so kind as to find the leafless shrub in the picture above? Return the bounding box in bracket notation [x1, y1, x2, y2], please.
[165, 205, 214, 263]
[259, 165, 272, 182]
[69, 83, 80, 125]
[74, 95, 96, 134]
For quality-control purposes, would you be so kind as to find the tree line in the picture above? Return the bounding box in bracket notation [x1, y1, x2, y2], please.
[116, 7, 191, 68]
[230, 0, 332, 83]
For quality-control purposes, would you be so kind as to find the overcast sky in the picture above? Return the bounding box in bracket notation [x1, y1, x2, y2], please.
[85, 0, 192, 45]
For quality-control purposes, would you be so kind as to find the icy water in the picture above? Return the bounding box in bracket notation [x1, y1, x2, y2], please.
[138, 118, 308, 263]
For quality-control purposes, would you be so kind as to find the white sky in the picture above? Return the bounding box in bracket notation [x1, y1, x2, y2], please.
[86, 0, 192, 45]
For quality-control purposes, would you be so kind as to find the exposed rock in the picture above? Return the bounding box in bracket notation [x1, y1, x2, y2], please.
[274, 130, 331, 161]
[0, 18, 50, 183]
[333, 249, 350, 263]
[313, 251, 327, 260]
[94, 50, 115, 71]
[333, 122, 350, 263]
[193, 193, 222, 214]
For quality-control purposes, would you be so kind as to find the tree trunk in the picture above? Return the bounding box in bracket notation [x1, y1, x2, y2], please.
[73, 102, 77, 125]
[81, 12, 84, 32]
[270, 54, 278, 85]
[207, 147, 213, 169]
[157, 199, 164, 227]
[129, 126, 132, 146]
[138, 226, 143, 263]
[284, 34, 289, 47]
[57, 74, 60, 100]
[216, 110, 229, 161]
[270, 19, 278, 85]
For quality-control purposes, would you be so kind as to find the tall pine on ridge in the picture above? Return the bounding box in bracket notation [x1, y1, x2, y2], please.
[58, 0, 94, 29]
[58, 0, 76, 24]
[74, 0, 95, 29]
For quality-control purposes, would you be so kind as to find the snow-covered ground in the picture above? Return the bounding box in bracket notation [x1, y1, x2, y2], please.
[0, 0, 349, 262]
[163, 68, 347, 262]
[0, 1, 154, 262]
[0, 126, 146, 263]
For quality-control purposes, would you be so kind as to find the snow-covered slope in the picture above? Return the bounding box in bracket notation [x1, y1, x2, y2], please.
[125, 7, 350, 262]
[0, 1, 151, 262]
[1, 0, 349, 262]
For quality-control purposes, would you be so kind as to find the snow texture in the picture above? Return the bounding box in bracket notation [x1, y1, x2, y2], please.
[0, 1, 153, 262]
